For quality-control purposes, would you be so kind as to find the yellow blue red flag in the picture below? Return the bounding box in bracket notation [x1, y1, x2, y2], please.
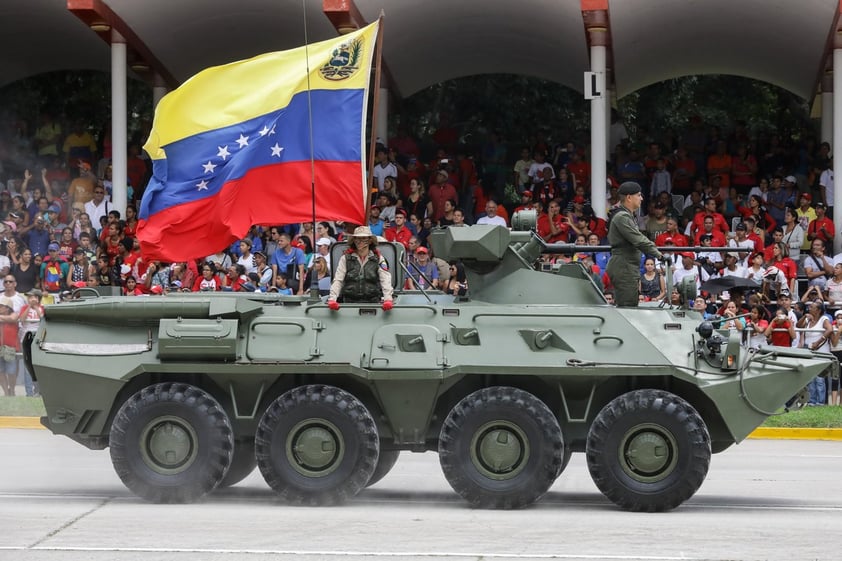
[138, 22, 379, 261]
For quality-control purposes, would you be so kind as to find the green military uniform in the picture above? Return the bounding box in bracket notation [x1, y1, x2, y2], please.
[606, 205, 663, 307]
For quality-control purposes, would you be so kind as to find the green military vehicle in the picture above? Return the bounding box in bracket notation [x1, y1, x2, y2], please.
[25, 223, 837, 511]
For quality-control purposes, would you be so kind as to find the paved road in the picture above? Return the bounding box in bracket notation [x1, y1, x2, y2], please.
[1, 429, 840, 561]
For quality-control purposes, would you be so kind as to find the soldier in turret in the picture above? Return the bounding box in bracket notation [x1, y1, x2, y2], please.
[606, 182, 664, 307]
[328, 226, 393, 310]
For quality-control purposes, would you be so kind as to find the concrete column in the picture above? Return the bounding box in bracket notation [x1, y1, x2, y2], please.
[605, 86, 612, 157]
[376, 87, 389, 145]
[590, 44, 607, 219]
[111, 30, 128, 218]
[152, 73, 167, 108]
[822, 91, 833, 148]
[834, 49, 842, 253]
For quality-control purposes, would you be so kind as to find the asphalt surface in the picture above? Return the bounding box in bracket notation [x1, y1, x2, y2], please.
[1, 428, 841, 561]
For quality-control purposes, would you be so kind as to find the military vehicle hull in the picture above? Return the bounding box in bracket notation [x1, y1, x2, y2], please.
[26, 225, 838, 511]
[28, 290, 832, 511]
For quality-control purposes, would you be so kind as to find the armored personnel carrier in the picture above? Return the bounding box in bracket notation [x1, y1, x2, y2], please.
[25, 224, 837, 511]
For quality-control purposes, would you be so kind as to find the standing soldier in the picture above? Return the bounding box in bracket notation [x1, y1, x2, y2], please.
[606, 182, 664, 307]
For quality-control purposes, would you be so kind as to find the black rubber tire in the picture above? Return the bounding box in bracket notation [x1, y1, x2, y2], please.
[586, 389, 711, 512]
[255, 385, 379, 505]
[109, 383, 233, 503]
[217, 439, 256, 488]
[366, 449, 400, 487]
[438, 386, 563, 509]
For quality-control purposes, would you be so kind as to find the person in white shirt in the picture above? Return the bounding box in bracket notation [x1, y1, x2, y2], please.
[727, 223, 755, 268]
[83, 185, 111, 229]
[372, 148, 397, 191]
[820, 160, 834, 210]
[476, 200, 507, 227]
[673, 252, 709, 290]
[527, 152, 554, 185]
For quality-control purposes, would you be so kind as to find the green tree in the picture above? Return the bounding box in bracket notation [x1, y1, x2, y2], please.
[0, 70, 152, 141]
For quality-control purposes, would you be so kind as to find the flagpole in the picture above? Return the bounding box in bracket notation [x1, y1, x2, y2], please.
[301, 0, 319, 300]
[366, 12, 386, 227]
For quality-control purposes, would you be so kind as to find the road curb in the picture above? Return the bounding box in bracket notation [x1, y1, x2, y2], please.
[1, 416, 842, 440]
[748, 427, 842, 441]
[0, 417, 43, 429]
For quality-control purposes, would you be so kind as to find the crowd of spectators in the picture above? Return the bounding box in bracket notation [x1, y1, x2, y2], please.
[0, 111, 839, 403]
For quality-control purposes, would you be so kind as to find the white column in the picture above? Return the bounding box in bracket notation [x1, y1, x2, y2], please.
[111, 30, 128, 218]
[834, 50, 842, 254]
[822, 89, 833, 147]
[152, 73, 168, 108]
[376, 87, 389, 145]
[605, 87, 612, 157]
[590, 45, 607, 219]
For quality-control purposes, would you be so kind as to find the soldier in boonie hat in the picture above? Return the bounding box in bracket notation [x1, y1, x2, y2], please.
[327, 226, 393, 310]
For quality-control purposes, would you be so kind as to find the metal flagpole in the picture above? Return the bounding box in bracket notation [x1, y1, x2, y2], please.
[365, 12, 386, 229]
[302, 0, 319, 300]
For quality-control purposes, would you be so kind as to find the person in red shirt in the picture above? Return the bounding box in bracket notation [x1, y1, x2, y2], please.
[767, 242, 798, 295]
[537, 199, 569, 243]
[693, 215, 727, 246]
[384, 209, 412, 249]
[513, 190, 534, 214]
[690, 197, 730, 237]
[580, 204, 608, 241]
[706, 140, 732, 188]
[764, 308, 796, 347]
[655, 217, 689, 247]
[742, 216, 766, 253]
[670, 146, 696, 195]
[807, 202, 835, 245]
[566, 151, 591, 188]
[762, 228, 784, 263]
[428, 169, 458, 222]
[192, 263, 223, 292]
[126, 144, 148, 198]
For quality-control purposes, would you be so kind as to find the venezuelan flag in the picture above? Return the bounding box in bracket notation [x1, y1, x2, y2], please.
[138, 22, 378, 261]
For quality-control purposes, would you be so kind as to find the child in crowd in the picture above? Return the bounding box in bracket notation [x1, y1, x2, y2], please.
[270, 273, 293, 295]
[17, 290, 43, 396]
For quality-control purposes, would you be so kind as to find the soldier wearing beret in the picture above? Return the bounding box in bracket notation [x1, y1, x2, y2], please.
[606, 182, 664, 307]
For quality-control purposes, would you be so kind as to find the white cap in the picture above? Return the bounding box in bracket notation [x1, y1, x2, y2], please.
[316, 237, 332, 246]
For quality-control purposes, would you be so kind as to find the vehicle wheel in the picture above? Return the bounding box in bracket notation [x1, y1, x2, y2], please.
[586, 389, 711, 512]
[438, 386, 563, 509]
[217, 439, 256, 488]
[366, 449, 400, 487]
[109, 383, 233, 503]
[255, 385, 379, 505]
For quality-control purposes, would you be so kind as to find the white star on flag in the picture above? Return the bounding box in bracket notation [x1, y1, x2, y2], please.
[258, 125, 271, 137]
[196, 180, 209, 191]
[270, 143, 284, 157]
[236, 134, 249, 148]
[202, 161, 216, 173]
[269, 125, 276, 135]
[217, 145, 231, 160]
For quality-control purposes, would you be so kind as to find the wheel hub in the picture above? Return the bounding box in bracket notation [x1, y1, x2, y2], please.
[139, 415, 198, 475]
[619, 423, 678, 482]
[286, 418, 344, 477]
[470, 421, 529, 480]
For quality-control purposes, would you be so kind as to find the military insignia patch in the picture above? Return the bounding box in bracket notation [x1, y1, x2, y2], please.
[319, 37, 364, 81]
